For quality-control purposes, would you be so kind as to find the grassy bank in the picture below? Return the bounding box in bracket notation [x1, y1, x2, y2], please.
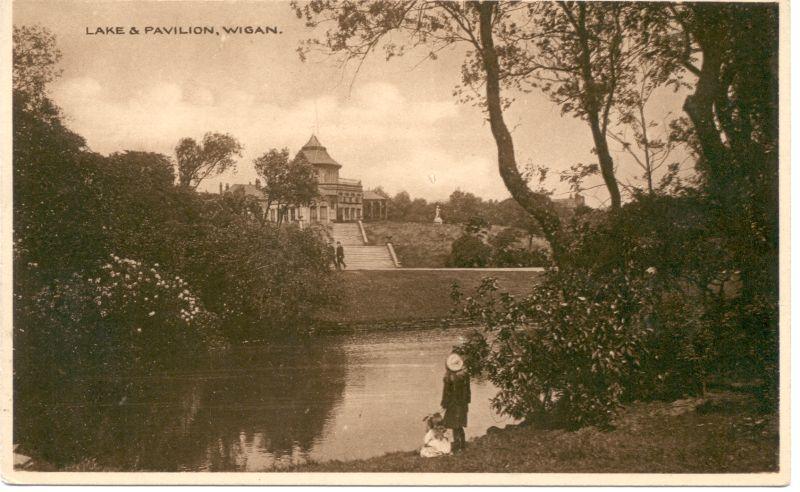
[314, 269, 542, 325]
[362, 221, 548, 268]
[363, 222, 463, 267]
[293, 390, 779, 473]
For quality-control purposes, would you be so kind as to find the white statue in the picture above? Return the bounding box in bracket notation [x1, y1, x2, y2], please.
[433, 205, 443, 225]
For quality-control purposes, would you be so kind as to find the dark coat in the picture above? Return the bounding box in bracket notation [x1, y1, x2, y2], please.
[336, 245, 345, 259]
[441, 370, 470, 428]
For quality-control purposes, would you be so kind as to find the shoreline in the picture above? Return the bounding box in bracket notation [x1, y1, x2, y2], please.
[14, 389, 777, 473]
[289, 390, 778, 474]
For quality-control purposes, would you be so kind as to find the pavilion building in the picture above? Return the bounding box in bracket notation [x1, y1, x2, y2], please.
[301, 135, 363, 223]
[227, 135, 388, 224]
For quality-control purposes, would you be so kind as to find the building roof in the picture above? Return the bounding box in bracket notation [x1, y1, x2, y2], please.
[229, 183, 264, 199]
[298, 134, 341, 168]
[552, 194, 586, 209]
[363, 189, 388, 200]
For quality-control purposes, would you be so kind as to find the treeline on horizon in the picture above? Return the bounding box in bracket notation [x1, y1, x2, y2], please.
[371, 188, 581, 234]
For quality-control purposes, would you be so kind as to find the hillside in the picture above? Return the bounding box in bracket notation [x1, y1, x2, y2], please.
[362, 221, 548, 268]
[314, 269, 542, 327]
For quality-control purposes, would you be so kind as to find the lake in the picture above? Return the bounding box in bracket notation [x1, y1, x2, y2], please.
[15, 327, 513, 471]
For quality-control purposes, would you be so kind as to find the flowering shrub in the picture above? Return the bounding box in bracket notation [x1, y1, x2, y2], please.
[24, 255, 224, 373]
[453, 269, 664, 429]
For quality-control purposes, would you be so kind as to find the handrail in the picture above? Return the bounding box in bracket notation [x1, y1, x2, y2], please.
[357, 220, 369, 245]
[386, 242, 401, 268]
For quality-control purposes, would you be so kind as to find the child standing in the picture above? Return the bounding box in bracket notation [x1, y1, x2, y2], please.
[420, 413, 451, 458]
[441, 353, 470, 452]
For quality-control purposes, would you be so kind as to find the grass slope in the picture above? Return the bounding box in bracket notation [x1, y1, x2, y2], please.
[363, 222, 462, 267]
[362, 221, 548, 268]
[293, 391, 779, 473]
[315, 269, 541, 324]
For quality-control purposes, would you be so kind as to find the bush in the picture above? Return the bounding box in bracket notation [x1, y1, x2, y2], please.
[166, 199, 337, 341]
[16, 256, 223, 375]
[454, 270, 662, 429]
[452, 192, 777, 428]
[489, 228, 551, 267]
[447, 234, 492, 267]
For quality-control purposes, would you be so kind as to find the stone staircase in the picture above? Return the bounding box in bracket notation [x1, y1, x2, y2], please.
[330, 222, 397, 269]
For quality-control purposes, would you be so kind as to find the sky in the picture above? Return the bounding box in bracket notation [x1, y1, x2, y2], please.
[14, 0, 691, 206]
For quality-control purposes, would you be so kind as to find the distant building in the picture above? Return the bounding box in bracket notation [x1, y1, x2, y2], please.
[363, 189, 389, 221]
[225, 135, 371, 225]
[552, 194, 586, 210]
[302, 135, 364, 223]
[546, 193, 586, 221]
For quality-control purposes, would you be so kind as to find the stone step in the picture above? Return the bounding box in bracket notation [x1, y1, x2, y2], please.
[329, 225, 397, 269]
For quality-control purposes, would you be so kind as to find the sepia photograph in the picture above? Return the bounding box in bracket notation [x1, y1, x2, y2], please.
[2, 0, 788, 485]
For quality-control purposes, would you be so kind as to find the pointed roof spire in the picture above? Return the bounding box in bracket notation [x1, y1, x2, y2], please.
[304, 134, 324, 149]
[299, 134, 341, 168]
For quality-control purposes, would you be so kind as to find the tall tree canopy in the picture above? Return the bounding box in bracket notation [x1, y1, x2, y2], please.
[12, 25, 63, 115]
[253, 148, 319, 224]
[175, 132, 243, 189]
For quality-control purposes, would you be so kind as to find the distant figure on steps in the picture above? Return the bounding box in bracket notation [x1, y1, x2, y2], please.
[327, 242, 337, 270]
[336, 241, 347, 269]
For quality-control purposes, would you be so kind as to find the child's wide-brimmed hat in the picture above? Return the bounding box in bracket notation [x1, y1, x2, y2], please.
[446, 353, 464, 372]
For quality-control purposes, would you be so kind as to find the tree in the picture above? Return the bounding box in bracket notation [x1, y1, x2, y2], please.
[13, 25, 63, 116]
[507, 2, 643, 210]
[659, 3, 780, 399]
[107, 151, 176, 189]
[293, 0, 567, 263]
[175, 133, 243, 189]
[494, 198, 544, 249]
[253, 148, 318, 225]
[388, 191, 412, 221]
[445, 189, 486, 225]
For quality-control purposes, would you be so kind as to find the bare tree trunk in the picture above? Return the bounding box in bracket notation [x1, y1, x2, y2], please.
[477, 1, 565, 265]
[638, 101, 654, 194]
[571, 3, 622, 210]
[681, 6, 728, 186]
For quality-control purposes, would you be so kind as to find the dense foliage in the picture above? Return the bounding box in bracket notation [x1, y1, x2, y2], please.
[15, 257, 223, 378]
[13, 26, 337, 393]
[454, 190, 776, 427]
[447, 221, 550, 268]
[454, 270, 658, 429]
[386, 189, 556, 240]
[295, 0, 779, 428]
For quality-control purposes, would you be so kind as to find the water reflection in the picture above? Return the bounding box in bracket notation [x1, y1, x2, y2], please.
[15, 328, 509, 470]
[16, 339, 346, 471]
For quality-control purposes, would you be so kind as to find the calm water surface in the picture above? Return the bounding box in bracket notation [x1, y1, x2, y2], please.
[18, 327, 513, 471]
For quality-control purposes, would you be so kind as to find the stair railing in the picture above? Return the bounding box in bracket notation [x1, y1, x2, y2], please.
[357, 220, 369, 245]
[386, 242, 401, 268]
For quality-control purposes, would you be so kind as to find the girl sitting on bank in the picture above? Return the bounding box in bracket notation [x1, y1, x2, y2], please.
[420, 412, 451, 458]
